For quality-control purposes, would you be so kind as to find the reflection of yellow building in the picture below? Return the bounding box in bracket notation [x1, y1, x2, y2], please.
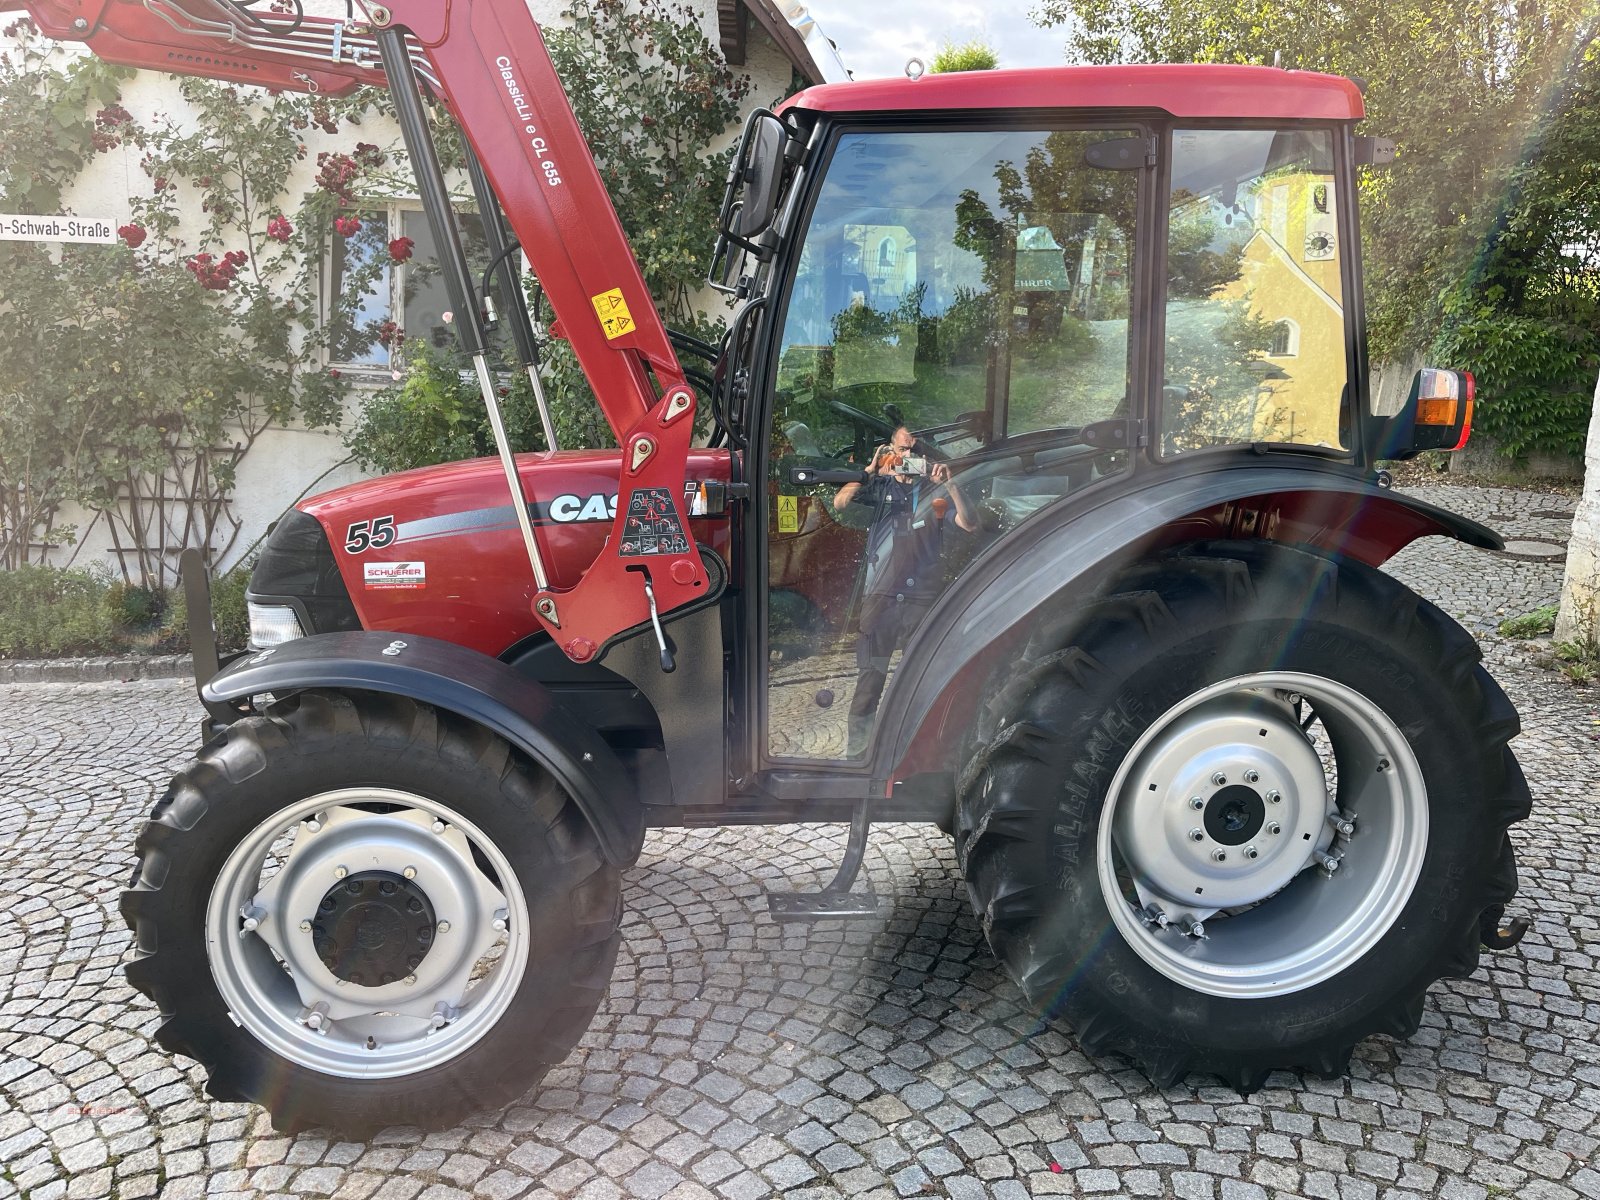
[845, 223, 917, 308]
[1218, 175, 1346, 447]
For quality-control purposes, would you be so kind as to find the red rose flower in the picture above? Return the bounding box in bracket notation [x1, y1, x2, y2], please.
[333, 215, 361, 237]
[266, 214, 293, 243]
[186, 249, 248, 291]
[387, 236, 414, 263]
[117, 223, 146, 249]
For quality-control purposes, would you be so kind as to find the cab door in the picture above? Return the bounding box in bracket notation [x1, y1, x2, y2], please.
[753, 123, 1145, 766]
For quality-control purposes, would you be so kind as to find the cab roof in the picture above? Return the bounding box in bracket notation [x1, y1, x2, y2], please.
[782, 64, 1365, 123]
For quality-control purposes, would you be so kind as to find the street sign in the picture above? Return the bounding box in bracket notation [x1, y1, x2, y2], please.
[0, 214, 118, 243]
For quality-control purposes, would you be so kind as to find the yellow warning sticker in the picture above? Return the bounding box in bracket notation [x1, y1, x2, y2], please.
[777, 495, 799, 533]
[591, 287, 636, 340]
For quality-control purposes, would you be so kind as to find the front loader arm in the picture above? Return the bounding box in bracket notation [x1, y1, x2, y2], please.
[11, 0, 708, 661]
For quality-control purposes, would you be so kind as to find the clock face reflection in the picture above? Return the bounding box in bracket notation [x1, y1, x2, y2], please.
[1304, 230, 1334, 260]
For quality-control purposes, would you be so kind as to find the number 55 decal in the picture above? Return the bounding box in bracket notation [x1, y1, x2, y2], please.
[345, 515, 396, 554]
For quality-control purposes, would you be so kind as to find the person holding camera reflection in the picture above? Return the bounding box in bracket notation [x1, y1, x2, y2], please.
[833, 425, 977, 756]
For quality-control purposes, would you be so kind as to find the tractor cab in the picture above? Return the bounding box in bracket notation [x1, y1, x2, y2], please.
[706, 66, 1447, 771]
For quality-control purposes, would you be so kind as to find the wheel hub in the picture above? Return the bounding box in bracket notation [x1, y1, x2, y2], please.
[1204, 785, 1265, 846]
[312, 871, 436, 987]
[1111, 692, 1328, 914]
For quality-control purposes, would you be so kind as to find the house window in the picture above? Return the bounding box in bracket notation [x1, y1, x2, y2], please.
[324, 203, 500, 370]
[1269, 318, 1299, 357]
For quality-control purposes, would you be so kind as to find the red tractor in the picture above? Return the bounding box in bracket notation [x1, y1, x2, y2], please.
[17, 0, 1529, 1135]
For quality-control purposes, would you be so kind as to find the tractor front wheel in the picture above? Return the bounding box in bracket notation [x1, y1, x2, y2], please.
[121, 690, 622, 1135]
[956, 541, 1528, 1088]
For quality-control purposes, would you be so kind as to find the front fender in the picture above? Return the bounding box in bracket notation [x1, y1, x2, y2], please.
[871, 465, 1501, 780]
[202, 631, 644, 866]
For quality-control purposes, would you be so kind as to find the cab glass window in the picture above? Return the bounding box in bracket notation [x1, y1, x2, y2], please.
[1161, 128, 1348, 454]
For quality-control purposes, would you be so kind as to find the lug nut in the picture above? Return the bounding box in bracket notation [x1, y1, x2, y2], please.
[1244, 770, 1260, 784]
[1211, 849, 1228, 863]
[1245, 847, 1259, 860]
[1189, 796, 1205, 810]
[1189, 828, 1205, 842]
[1376, 757, 1391, 772]
[1266, 790, 1282, 805]
[305, 818, 321, 833]
[1211, 772, 1227, 786]
[1315, 851, 1341, 873]
[491, 909, 508, 933]
[436, 920, 451, 934]
[334, 865, 347, 880]
[1268, 822, 1282, 836]
[431, 819, 446, 833]
[403, 865, 417, 880]
[299, 920, 311, 932]
[404, 974, 417, 986]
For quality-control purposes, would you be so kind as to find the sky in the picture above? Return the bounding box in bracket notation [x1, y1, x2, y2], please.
[796, 1, 1067, 80]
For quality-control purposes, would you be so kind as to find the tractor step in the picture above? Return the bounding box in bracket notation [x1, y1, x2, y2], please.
[765, 803, 880, 923]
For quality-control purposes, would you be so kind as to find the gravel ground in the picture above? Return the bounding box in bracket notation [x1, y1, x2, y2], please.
[0, 481, 1595, 1200]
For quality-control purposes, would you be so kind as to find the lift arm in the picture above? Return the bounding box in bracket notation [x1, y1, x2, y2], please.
[8, 0, 709, 659]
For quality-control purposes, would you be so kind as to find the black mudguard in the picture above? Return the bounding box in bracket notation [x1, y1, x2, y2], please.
[869, 464, 1502, 778]
[201, 631, 645, 866]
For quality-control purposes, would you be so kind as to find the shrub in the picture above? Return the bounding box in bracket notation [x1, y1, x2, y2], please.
[931, 41, 999, 72]
[0, 565, 125, 657]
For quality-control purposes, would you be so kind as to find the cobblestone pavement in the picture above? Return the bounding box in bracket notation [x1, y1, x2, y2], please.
[1, 482, 1596, 1200]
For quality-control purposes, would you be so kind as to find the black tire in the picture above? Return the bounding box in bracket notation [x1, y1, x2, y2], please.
[121, 689, 622, 1135]
[955, 540, 1528, 1090]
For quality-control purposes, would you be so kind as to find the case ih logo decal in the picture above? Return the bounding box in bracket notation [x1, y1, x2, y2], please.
[349, 485, 705, 552]
[548, 492, 617, 523]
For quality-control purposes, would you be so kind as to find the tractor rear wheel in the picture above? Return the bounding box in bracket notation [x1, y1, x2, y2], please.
[955, 541, 1528, 1089]
[121, 690, 622, 1135]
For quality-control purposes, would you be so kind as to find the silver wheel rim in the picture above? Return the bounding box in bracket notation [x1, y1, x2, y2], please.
[206, 788, 529, 1078]
[1097, 671, 1427, 998]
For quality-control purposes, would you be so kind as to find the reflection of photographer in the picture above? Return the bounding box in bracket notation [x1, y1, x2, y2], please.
[833, 425, 977, 755]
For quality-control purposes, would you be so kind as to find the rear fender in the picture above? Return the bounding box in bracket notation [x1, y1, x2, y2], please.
[872, 467, 1501, 781]
[201, 631, 644, 866]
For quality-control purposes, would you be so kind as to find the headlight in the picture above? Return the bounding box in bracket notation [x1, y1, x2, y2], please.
[248, 602, 305, 648]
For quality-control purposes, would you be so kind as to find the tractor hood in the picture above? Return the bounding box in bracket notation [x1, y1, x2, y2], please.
[263, 449, 733, 658]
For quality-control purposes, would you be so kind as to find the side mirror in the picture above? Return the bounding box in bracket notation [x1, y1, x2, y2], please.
[731, 118, 786, 239]
[1354, 136, 1397, 167]
[1369, 368, 1474, 461]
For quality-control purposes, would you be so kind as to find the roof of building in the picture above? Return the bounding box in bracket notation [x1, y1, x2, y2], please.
[782, 64, 1365, 121]
[719, 0, 850, 87]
